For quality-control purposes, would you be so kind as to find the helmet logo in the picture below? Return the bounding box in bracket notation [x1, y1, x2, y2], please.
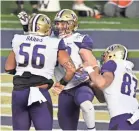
[71, 14, 76, 20]
[36, 26, 40, 31]
[43, 18, 49, 24]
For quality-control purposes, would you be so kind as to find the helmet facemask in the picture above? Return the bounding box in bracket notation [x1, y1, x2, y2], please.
[54, 21, 75, 37]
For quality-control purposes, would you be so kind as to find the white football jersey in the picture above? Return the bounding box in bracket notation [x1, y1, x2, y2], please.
[54, 32, 93, 90]
[102, 60, 139, 118]
[12, 34, 66, 79]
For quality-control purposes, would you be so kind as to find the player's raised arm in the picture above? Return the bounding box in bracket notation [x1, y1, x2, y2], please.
[5, 50, 16, 75]
[17, 11, 29, 33]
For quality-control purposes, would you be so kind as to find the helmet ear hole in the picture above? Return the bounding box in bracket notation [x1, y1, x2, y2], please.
[109, 56, 112, 59]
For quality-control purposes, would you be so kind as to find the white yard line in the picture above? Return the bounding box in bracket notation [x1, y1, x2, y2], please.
[79, 21, 121, 24]
[0, 83, 13, 87]
[78, 28, 139, 31]
[1, 92, 11, 96]
[1, 20, 19, 24]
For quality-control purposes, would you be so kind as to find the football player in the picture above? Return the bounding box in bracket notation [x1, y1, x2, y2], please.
[17, 10, 100, 131]
[83, 44, 139, 130]
[5, 14, 76, 130]
[53, 9, 100, 131]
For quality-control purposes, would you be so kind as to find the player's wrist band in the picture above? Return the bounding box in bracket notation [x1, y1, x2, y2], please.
[93, 65, 99, 69]
[23, 25, 28, 32]
[59, 78, 68, 86]
[5, 69, 16, 75]
[84, 66, 94, 74]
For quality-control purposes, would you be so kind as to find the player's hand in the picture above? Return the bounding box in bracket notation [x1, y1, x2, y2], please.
[52, 82, 64, 95]
[17, 11, 29, 25]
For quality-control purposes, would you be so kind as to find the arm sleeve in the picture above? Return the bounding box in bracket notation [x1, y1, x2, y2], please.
[58, 39, 67, 50]
[11, 35, 17, 48]
[74, 35, 93, 50]
[23, 25, 28, 32]
[101, 60, 117, 74]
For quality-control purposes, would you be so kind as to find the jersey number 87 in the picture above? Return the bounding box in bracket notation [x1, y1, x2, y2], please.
[121, 73, 138, 98]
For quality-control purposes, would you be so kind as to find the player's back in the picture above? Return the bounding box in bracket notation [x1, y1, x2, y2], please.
[12, 34, 63, 79]
[103, 60, 138, 118]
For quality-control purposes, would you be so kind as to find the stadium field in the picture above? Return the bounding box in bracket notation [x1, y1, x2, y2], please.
[1, 1, 139, 130]
[0, 73, 139, 130]
[1, 1, 139, 29]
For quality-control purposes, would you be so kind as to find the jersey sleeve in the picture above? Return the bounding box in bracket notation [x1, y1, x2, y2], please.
[58, 39, 66, 50]
[101, 60, 117, 74]
[11, 34, 20, 48]
[74, 35, 93, 50]
[11, 34, 16, 48]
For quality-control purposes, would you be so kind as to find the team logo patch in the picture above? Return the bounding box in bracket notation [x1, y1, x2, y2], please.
[36, 26, 40, 30]
[43, 18, 49, 24]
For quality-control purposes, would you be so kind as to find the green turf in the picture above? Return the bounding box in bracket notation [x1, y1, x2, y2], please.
[136, 73, 139, 80]
[1, 49, 139, 58]
[1, 1, 139, 29]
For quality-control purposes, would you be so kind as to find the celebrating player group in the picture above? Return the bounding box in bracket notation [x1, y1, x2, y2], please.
[5, 9, 139, 130]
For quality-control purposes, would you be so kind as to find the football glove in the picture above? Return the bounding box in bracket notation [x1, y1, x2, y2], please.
[74, 70, 89, 82]
[17, 11, 29, 25]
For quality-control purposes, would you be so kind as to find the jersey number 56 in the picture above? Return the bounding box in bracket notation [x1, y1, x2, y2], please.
[18, 43, 46, 69]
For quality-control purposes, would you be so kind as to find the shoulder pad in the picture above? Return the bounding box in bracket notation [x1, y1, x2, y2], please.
[73, 33, 86, 42]
[11, 34, 19, 46]
[74, 34, 93, 50]
[101, 60, 117, 74]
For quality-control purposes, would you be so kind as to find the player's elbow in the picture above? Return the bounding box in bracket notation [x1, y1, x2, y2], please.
[5, 63, 16, 75]
[5, 51, 16, 72]
[5, 68, 16, 75]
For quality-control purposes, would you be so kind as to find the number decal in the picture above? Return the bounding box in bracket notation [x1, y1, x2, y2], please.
[133, 77, 138, 98]
[121, 73, 138, 97]
[32, 45, 46, 69]
[19, 43, 30, 67]
[19, 43, 46, 69]
[121, 73, 131, 96]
